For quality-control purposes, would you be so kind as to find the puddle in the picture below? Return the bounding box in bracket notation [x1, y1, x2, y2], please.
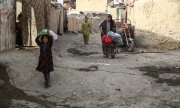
[75, 65, 98, 72]
[138, 66, 180, 86]
[160, 100, 180, 108]
[67, 48, 99, 56]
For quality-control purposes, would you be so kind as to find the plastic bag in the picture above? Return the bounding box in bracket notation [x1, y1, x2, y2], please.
[49, 30, 58, 40]
[102, 35, 113, 44]
[38, 29, 58, 41]
[107, 31, 124, 45]
[38, 29, 49, 36]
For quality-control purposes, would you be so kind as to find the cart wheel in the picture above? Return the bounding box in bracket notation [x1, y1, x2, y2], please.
[127, 39, 135, 52]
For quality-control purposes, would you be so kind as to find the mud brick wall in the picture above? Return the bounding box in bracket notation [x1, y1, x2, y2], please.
[128, 0, 180, 50]
[0, 0, 16, 52]
[67, 15, 104, 33]
[76, 0, 112, 13]
[49, 6, 64, 35]
[21, 0, 51, 46]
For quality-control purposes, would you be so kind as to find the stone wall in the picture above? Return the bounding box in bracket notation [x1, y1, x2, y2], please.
[128, 0, 180, 50]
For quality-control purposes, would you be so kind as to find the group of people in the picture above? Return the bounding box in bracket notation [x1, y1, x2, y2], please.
[35, 14, 116, 88]
[81, 14, 116, 55]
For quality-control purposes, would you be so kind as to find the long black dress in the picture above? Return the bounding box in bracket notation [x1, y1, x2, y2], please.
[16, 21, 23, 47]
[35, 36, 54, 73]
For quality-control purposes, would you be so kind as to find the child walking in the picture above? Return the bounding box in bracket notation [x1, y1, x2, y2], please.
[81, 16, 91, 45]
[35, 33, 54, 88]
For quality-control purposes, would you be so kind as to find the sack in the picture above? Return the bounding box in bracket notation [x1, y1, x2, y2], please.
[49, 30, 58, 40]
[102, 36, 112, 44]
[38, 29, 58, 41]
[107, 31, 124, 45]
[38, 29, 49, 36]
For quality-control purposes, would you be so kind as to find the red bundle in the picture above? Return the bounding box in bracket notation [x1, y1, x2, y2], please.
[102, 35, 112, 44]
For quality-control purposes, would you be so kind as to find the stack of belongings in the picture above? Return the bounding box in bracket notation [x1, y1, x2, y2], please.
[102, 35, 113, 44]
[38, 29, 58, 41]
[107, 31, 124, 46]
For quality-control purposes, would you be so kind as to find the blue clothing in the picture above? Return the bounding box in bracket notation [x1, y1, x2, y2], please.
[42, 44, 48, 52]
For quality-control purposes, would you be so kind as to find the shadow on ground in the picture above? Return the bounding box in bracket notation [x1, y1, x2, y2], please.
[135, 29, 180, 50]
[75, 65, 99, 72]
[67, 48, 99, 56]
[138, 66, 180, 86]
[0, 63, 57, 108]
[0, 63, 83, 108]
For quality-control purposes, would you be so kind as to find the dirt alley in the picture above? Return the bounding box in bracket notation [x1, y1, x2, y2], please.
[1, 33, 180, 108]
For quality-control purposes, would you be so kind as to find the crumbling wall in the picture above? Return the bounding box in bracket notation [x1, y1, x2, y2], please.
[0, 0, 16, 52]
[49, 6, 64, 35]
[128, 0, 180, 50]
[22, 0, 50, 46]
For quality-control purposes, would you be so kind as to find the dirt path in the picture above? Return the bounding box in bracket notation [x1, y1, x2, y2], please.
[1, 33, 180, 108]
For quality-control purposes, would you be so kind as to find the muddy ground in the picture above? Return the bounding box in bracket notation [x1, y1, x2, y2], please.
[1, 33, 180, 108]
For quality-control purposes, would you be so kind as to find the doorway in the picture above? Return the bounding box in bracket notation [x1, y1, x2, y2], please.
[16, 0, 50, 47]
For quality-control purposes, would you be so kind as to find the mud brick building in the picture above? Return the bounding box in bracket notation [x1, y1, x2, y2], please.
[0, 0, 16, 52]
[0, 0, 64, 52]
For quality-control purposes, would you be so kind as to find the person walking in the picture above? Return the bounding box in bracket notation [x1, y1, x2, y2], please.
[35, 33, 54, 88]
[81, 16, 91, 45]
[99, 14, 116, 56]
